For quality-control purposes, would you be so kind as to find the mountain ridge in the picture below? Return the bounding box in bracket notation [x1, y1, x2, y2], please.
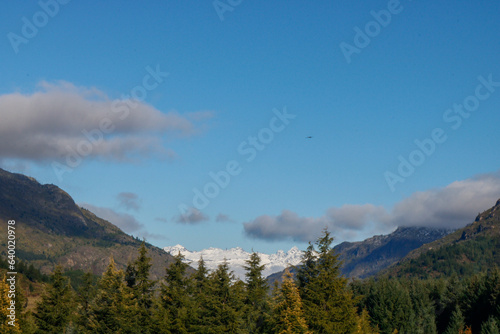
[383, 198, 500, 278]
[0, 167, 180, 279]
[335, 226, 454, 278]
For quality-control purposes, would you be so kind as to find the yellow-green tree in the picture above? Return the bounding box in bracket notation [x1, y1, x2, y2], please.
[354, 308, 379, 334]
[272, 269, 311, 334]
[87, 257, 137, 333]
[0, 274, 21, 333]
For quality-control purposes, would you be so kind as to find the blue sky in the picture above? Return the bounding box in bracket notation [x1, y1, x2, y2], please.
[1, 0, 500, 254]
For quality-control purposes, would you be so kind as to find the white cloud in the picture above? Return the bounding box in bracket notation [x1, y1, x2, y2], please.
[0, 81, 212, 162]
[244, 172, 500, 242]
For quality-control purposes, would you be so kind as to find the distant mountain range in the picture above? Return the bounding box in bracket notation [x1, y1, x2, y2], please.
[1, 167, 498, 284]
[165, 226, 454, 282]
[0, 168, 178, 279]
[164, 244, 303, 280]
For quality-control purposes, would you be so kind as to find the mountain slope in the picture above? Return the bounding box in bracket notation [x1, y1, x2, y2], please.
[335, 226, 453, 278]
[164, 244, 302, 280]
[0, 168, 178, 279]
[266, 226, 453, 285]
[383, 199, 500, 278]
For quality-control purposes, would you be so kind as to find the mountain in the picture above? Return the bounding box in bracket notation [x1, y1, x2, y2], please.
[383, 199, 500, 278]
[335, 226, 454, 278]
[266, 226, 453, 285]
[164, 244, 303, 280]
[0, 168, 178, 279]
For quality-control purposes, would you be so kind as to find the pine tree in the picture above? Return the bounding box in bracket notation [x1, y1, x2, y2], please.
[481, 317, 500, 334]
[445, 304, 465, 334]
[199, 261, 245, 333]
[33, 266, 74, 333]
[243, 252, 270, 333]
[74, 271, 96, 332]
[272, 269, 311, 334]
[365, 278, 413, 333]
[296, 229, 357, 333]
[133, 241, 156, 333]
[190, 257, 210, 333]
[87, 257, 137, 333]
[402, 279, 437, 334]
[161, 252, 191, 333]
[125, 261, 137, 288]
[353, 308, 379, 334]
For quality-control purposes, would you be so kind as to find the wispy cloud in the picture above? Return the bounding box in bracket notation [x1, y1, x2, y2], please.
[117, 192, 141, 211]
[174, 207, 210, 224]
[215, 213, 234, 223]
[0, 81, 213, 163]
[244, 172, 500, 242]
[80, 203, 167, 241]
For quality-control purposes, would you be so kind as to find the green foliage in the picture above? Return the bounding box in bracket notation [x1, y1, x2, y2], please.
[74, 271, 97, 332]
[481, 316, 500, 334]
[161, 252, 191, 333]
[392, 236, 500, 279]
[0, 258, 48, 282]
[13, 228, 500, 334]
[272, 269, 311, 334]
[297, 229, 357, 333]
[33, 266, 74, 333]
[243, 252, 270, 333]
[354, 308, 379, 334]
[132, 241, 156, 333]
[444, 304, 465, 334]
[197, 261, 246, 333]
[86, 257, 138, 333]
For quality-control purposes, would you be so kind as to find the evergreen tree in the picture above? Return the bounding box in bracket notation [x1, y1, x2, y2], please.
[87, 257, 137, 333]
[124, 261, 137, 288]
[161, 252, 191, 333]
[190, 257, 210, 333]
[133, 241, 156, 333]
[406, 279, 437, 334]
[199, 261, 245, 333]
[272, 269, 311, 334]
[481, 316, 500, 334]
[74, 271, 96, 332]
[444, 304, 465, 334]
[296, 229, 357, 333]
[33, 266, 74, 333]
[243, 252, 270, 333]
[365, 278, 414, 334]
[354, 309, 379, 334]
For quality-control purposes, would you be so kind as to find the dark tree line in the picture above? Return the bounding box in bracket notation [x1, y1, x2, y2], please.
[2, 230, 500, 333]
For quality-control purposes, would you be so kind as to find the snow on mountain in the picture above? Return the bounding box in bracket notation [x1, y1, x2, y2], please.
[163, 245, 303, 280]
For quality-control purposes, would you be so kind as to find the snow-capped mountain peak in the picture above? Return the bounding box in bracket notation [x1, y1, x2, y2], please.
[163, 245, 303, 280]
